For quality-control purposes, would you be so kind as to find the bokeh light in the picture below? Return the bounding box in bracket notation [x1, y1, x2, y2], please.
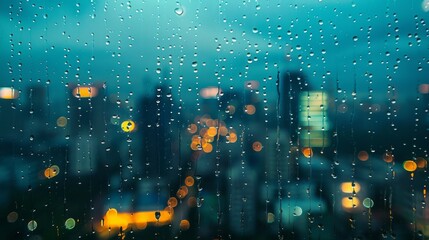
[7, 212, 18, 223]
[44, 165, 60, 179]
[227, 132, 238, 143]
[27, 220, 38, 231]
[65, 218, 76, 230]
[293, 206, 303, 216]
[403, 160, 417, 172]
[252, 141, 263, 152]
[342, 197, 360, 209]
[167, 197, 178, 208]
[358, 151, 369, 161]
[56, 116, 68, 127]
[102, 208, 173, 230]
[383, 152, 394, 163]
[200, 87, 220, 99]
[226, 105, 236, 115]
[218, 126, 228, 136]
[362, 198, 374, 209]
[267, 212, 275, 223]
[121, 120, 136, 133]
[207, 127, 217, 137]
[72, 86, 98, 98]
[202, 143, 213, 153]
[187, 124, 197, 134]
[417, 157, 427, 169]
[422, 0, 429, 12]
[244, 105, 256, 115]
[176, 186, 188, 199]
[135, 221, 148, 230]
[179, 219, 190, 231]
[301, 147, 313, 158]
[187, 197, 197, 207]
[185, 176, 195, 187]
[341, 182, 361, 193]
[0, 87, 19, 99]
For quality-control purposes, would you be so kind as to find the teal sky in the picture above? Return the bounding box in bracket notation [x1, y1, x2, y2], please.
[1, 0, 429, 109]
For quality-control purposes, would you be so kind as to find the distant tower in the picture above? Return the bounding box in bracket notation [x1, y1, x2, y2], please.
[228, 166, 257, 237]
[281, 71, 309, 144]
[68, 83, 106, 175]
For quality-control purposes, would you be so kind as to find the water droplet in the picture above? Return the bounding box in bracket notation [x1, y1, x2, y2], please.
[174, 7, 184, 16]
[155, 211, 161, 220]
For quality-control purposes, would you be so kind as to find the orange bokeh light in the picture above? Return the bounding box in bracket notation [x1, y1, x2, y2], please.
[72, 86, 98, 98]
[252, 141, 263, 152]
[227, 132, 238, 143]
[207, 127, 217, 137]
[177, 186, 189, 199]
[403, 160, 417, 172]
[302, 147, 313, 158]
[244, 105, 256, 115]
[358, 151, 369, 161]
[167, 197, 178, 208]
[102, 208, 173, 231]
[188, 124, 198, 134]
[180, 219, 190, 231]
[383, 152, 394, 163]
[185, 176, 195, 187]
[203, 143, 213, 153]
[417, 157, 427, 168]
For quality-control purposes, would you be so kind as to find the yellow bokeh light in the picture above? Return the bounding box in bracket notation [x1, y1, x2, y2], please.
[0, 87, 19, 99]
[403, 160, 417, 172]
[72, 86, 98, 98]
[102, 208, 172, 230]
[301, 147, 313, 158]
[179, 219, 190, 231]
[342, 197, 360, 209]
[56, 116, 68, 127]
[185, 176, 195, 187]
[121, 120, 136, 132]
[340, 182, 361, 193]
[252, 141, 263, 152]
